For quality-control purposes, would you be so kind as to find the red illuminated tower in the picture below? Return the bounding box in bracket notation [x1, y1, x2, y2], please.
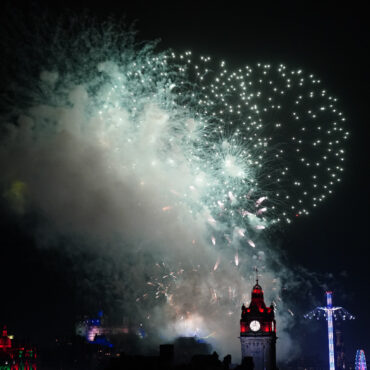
[0, 326, 12, 349]
[240, 279, 277, 370]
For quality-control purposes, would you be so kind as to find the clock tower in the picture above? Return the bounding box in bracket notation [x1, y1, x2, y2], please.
[240, 279, 277, 370]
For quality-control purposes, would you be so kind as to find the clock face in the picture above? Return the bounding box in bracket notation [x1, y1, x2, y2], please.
[250, 320, 260, 332]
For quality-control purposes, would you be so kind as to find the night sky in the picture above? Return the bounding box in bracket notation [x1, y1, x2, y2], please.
[0, 1, 369, 366]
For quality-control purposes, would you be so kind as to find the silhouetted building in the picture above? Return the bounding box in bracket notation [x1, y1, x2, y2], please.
[105, 340, 231, 370]
[160, 344, 174, 369]
[173, 337, 212, 365]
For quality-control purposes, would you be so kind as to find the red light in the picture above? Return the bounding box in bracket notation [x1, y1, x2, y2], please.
[296, 214, 299, 217]
[240, 322, 247, 333]
[259, 308, 264, 312]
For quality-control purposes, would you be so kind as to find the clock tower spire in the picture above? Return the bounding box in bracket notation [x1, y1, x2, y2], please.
[240, 279, 277, 370]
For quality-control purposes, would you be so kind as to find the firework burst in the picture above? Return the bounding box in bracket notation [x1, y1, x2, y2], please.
[0, 15, 349, 358]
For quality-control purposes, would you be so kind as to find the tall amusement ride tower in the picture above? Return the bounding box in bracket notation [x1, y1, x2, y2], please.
[240, 279, 277, 370]
[305, 291, 354, 370]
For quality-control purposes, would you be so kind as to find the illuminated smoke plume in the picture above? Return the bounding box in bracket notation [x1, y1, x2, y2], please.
[0, 12, 348, 361]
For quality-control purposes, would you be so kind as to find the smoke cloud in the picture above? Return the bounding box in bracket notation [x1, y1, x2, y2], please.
[0, 11, 303, 362]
